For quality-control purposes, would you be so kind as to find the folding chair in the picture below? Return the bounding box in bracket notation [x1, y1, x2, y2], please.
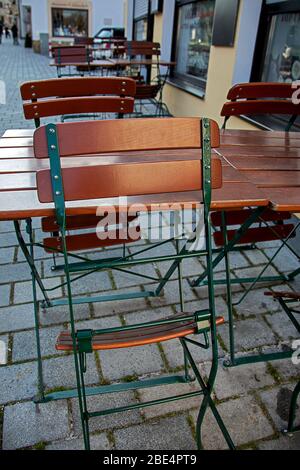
[35, 117, 235, 450]
[221, 82, 300, 131]
[190, 82, 300, 367]
[265, 291, 300, 434]
[20, 77, 137, 247]
[51, 45, 93, 77]
[124, 41, 171, 117]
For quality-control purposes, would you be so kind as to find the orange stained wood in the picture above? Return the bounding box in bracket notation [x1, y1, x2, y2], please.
[23, 97, 135, 120]
[55, 315, 225, 351]
[20, 77, 136, 100]
[221, 100, 300, 118]
[265, 291, 300, 300]
[33, 118, 220, 158]
[0, 138, 33, 148]
[2, 129, 34, 138]
[43, 228, 141, 253]
[226, 82, 296, 100]
[36, 159, 223, 203]
[214, 224, 295, 247]
[41, 213, 137, 232]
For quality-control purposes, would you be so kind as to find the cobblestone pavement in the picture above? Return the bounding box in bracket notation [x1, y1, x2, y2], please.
[0, 40, 300, 451]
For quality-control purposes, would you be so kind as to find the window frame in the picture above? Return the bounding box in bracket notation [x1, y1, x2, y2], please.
[170, 0, 215, 95]
[249, 0, 300, 131]
[51, 7, 89, 38]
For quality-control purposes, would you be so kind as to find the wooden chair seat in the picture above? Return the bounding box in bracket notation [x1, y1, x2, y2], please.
[265, 291, 300, 301]
[41, 214, 138, 232]
[211, 209, 291, 227]
[56, 315, 225, 351]
[214, 224, 295, 247]
[43, 228, 140, 253]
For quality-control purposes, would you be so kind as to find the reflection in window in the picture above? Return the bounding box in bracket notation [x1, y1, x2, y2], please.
[52, 8, 88, 38]
[174, 0, 215, 89]
[134, 18, 148, 41]
[262, 12, 300, 83]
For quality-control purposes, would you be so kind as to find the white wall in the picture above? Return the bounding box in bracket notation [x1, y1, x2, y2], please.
[20, 0, 48, 41]
[92, 0, 125, 35]
[20, 0, 125, 40]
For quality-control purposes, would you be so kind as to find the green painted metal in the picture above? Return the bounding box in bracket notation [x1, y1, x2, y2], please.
[47, 117, 235, 450]
[223, 350, 293, 368]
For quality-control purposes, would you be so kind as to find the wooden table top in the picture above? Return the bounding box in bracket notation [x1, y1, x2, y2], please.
[0, 128, 299, 220]
[49, 59, 115, 68]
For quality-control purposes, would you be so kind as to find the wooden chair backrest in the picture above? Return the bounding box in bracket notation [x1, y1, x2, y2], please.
[20, 77, 136, 120]
[125, 41, 160, 57]
[74, 37, 94, 45]
[35, 118, 222, 203]
[221, 82, 300, 118]
[34, 117, 220, 158]
[51, 45, 91, 64]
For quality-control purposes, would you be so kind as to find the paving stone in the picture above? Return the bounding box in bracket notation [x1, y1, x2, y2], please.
[243, 249, 269, 266]
[114, 415, 196, 450]
[93, 287, 148, 317]
[46, 433, 111, 450]
[149, 279, 198, 308]
[218, 317, 278, 352]
[112, 263, 159, 289]
[233, 265, 281, 289]
[258, 434, 300, 450]
[267, 310, 300, 341]
[100, 343, 164, 382]
[0, 231, 18, 247]
[259, 383, 298, 431]
[0, 304, 34, 333]
[3, 400, 69, 449]
[13, 277, 63, 304]
[174, 297, 229, 320]
[0, 221, 15, 233]
[66, 271, 112, 295]
[156, 257, 204, 280]
[43, 354, 100, 391]
[233, 288, 280, 317]
[0, 247, 15, 265]
[212, 251, 250, 270]
[12, 326, 63, 362]
[72, 391, 142, 435]
[0, 284, 10, 307]
[139, 379, 201, 419]
[190, 395, 274, 449]
[0, 361, 37, 404]
[40, 301, 91, 326]
[162, 335, 225, 371]
[0, 261, 37, 283]
[264, 247, 299, 273]
[201, 361, 275, 400]
[272, 359, 300, 382]
[0, 334, 9, 365]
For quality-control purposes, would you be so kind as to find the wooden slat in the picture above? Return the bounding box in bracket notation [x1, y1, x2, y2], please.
[23, 97, 134, 120]
[0, 148, 34, 160]
[224, 157, 300, 171]
[2, 129, 34, 138]
[214, 224, 295, 247]
[0, 182, 270, 221]
[221, 135, 300, 148]
[20, 77, 136, 100]
[0, 173, 36, 191]
[242, 170, 300, 188]
[0, 138, 33, 148]
[227, 82, 295, 100]
[211, 209, 291, 227]
[221, 100, 300, 118]
[34, 118, 220, 158]
[36, 159, 223, 203]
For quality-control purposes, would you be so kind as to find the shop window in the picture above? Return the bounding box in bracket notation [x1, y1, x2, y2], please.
[172, 0, 215, 91]
[52, 8, 88, 38]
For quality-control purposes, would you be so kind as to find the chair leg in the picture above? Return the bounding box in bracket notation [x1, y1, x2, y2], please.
[78, 352, 91, 450]
[181, 338, 235, 449]
[286, 381, 300, 434]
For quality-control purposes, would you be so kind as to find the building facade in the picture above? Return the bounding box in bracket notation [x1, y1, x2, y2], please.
[0, 0, 19, 28]
[18, 0, 125, 50]
[125, 0, 300, 130]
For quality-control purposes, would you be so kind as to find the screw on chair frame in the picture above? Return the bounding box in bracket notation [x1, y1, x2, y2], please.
[32, 117, 235, 450]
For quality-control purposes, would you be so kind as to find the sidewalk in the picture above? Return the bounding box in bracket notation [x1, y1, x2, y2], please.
[0, 41, 299, 450]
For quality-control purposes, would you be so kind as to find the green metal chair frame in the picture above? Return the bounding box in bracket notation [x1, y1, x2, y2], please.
[34, 117, 235, 450]
[265, 291, 300, 435]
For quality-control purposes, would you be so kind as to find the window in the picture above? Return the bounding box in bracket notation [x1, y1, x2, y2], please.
[134, 18, 148, 40]
[52, 8, 88, 38]
[251, 0, 300, 130]
[173, 0, 215, 91]
[262, 12, 300, 82]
